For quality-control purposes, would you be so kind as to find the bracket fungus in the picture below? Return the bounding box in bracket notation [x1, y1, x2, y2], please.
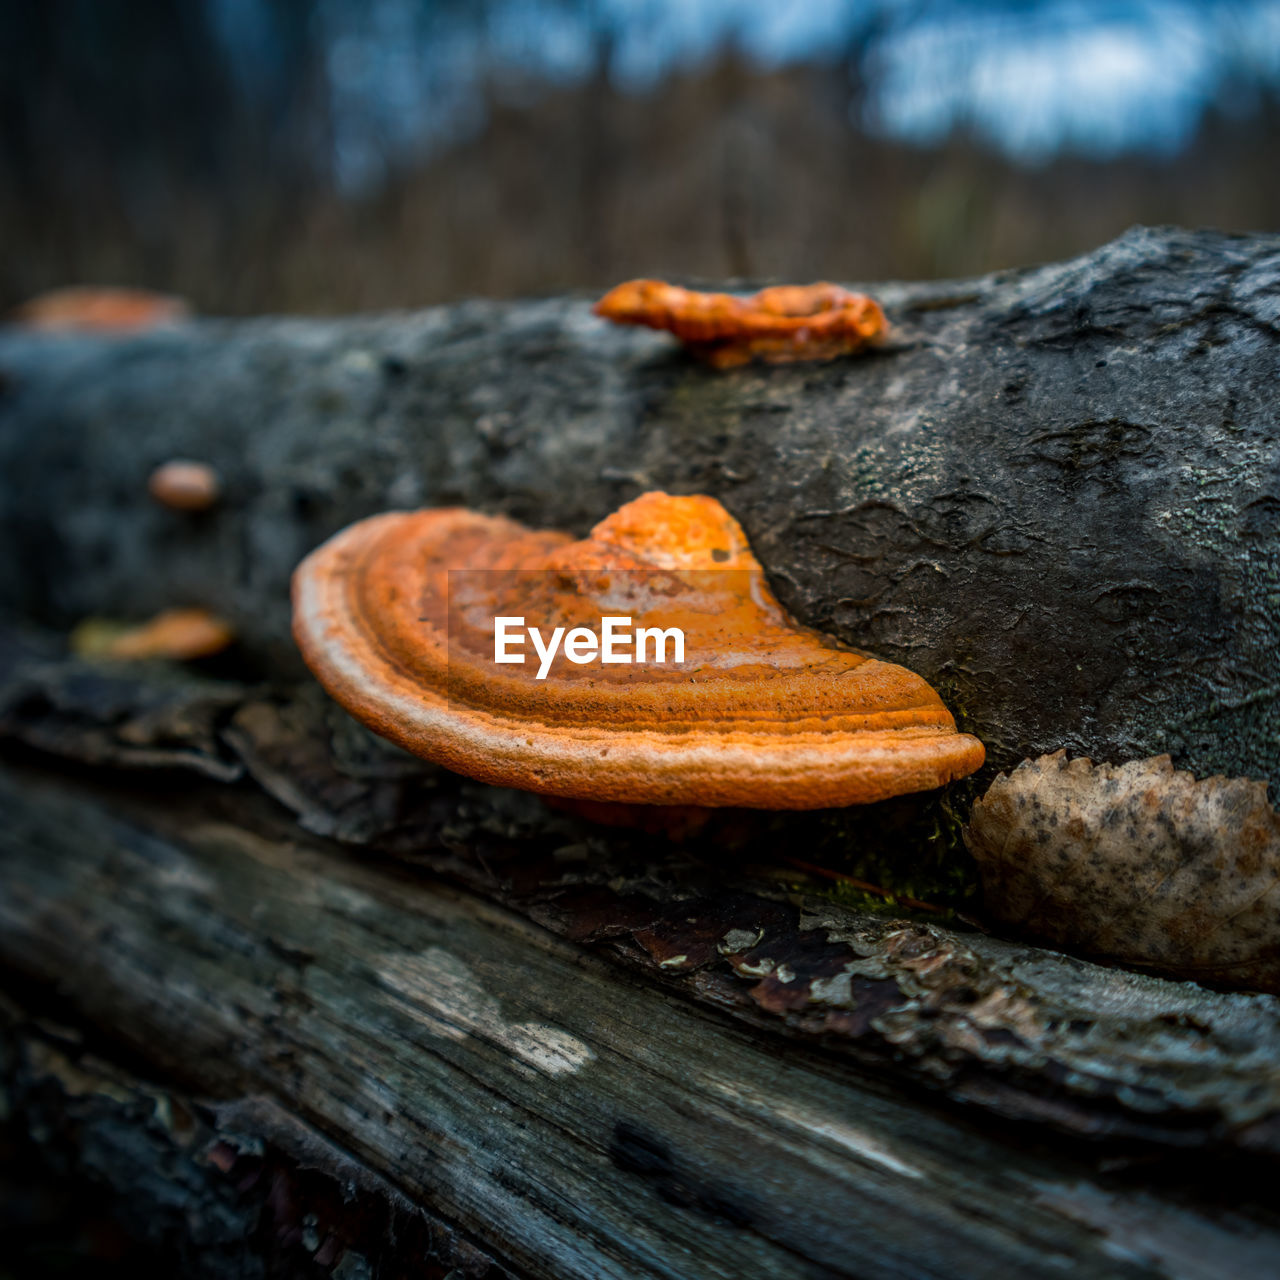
[73, 607, 236, 662]
[965, 752, 1280, 994]
[12, 286, 190, 334]
[148, 460, 222, 512]
[292, 492, 983, 808]
[593, 279, 887, 368]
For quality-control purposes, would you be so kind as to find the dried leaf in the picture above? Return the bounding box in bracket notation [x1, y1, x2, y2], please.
[964, 751, 1280, 992]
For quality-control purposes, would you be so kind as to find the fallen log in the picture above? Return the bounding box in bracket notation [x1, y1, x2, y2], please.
[7, 650, 1280, 1156]
[4, 228, 1280, 1274]
[1, 225, 1277, 785]
[5, 762, 1280, 1279]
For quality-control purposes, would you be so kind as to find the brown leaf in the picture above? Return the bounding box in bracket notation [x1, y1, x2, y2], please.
[964, 751, 1280, 993]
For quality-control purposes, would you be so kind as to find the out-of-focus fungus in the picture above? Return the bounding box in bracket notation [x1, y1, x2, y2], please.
[73, 607, 235, 662]
[593, 279, 887, 368]
[292, 491, 983, 808]
[12, 286, 190, 334]
[965, 751, 1280, 993]
[148, 460, 222, 512]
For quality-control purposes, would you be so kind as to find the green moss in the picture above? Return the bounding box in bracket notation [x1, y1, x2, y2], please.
[744, 781, 984, 921]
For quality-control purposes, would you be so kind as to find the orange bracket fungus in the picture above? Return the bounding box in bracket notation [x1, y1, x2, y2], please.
[148, 460, 222, 512]
[592, 279, 887, 368]
[292, 492, 983, 808]
[73, 607, 236, 662]
[12, 286, 190, 334]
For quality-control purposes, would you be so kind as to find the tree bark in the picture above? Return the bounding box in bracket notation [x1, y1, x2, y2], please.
[4, 227, 1280, 1275]
[1, 225, 1277, 786]
[5, 762, 1280, 1280]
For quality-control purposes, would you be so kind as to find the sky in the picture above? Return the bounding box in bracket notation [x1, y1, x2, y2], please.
[217, 0, 1280, 189]
[866, 0, 1280, 158]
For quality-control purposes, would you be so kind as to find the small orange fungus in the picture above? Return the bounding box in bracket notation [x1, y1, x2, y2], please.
[593, 279, 887, 367]
[13, 286, 190, 334]
[74, 608, 236, 662]
[148, 460, 221, 512]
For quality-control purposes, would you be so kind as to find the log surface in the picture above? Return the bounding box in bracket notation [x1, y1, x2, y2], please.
[4, 762, 1280, 1280]
[1, 225, 1278, 785]
[5, 645, 1280, 1162]
[4, 229, 1280, 1274]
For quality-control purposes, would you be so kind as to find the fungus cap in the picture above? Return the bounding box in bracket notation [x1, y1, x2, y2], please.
[74, 607, 235, 661]
[148, 460, 221, 511]
[593, 280, 886, 367]
[292, 492, 983, 808]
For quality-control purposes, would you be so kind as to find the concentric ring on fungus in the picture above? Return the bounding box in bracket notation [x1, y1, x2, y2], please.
[292, 492, 984, 808]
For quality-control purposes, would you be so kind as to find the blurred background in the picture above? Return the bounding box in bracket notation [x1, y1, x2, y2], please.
[2, 0, 1279, 315]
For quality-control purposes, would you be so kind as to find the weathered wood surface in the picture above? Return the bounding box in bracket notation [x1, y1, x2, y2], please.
[1, 225, 1278, 787]
[2, 1000, 496, 1279]
[7, 640, 1280, 1167]
[3, 228, 1280, 1274]
[5, 761, 1280, 1280]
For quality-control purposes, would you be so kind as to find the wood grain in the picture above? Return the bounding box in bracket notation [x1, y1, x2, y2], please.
[6, 764, 1280, 1278]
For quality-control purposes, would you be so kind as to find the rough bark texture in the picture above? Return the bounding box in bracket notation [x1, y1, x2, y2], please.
[1, 225, 1278, 787]
[0, 1001, 497, 1280]
[5, 763, 1280, 1280]
[3, 640, 1280, 1152]
[4, 228, 1280, 1275]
